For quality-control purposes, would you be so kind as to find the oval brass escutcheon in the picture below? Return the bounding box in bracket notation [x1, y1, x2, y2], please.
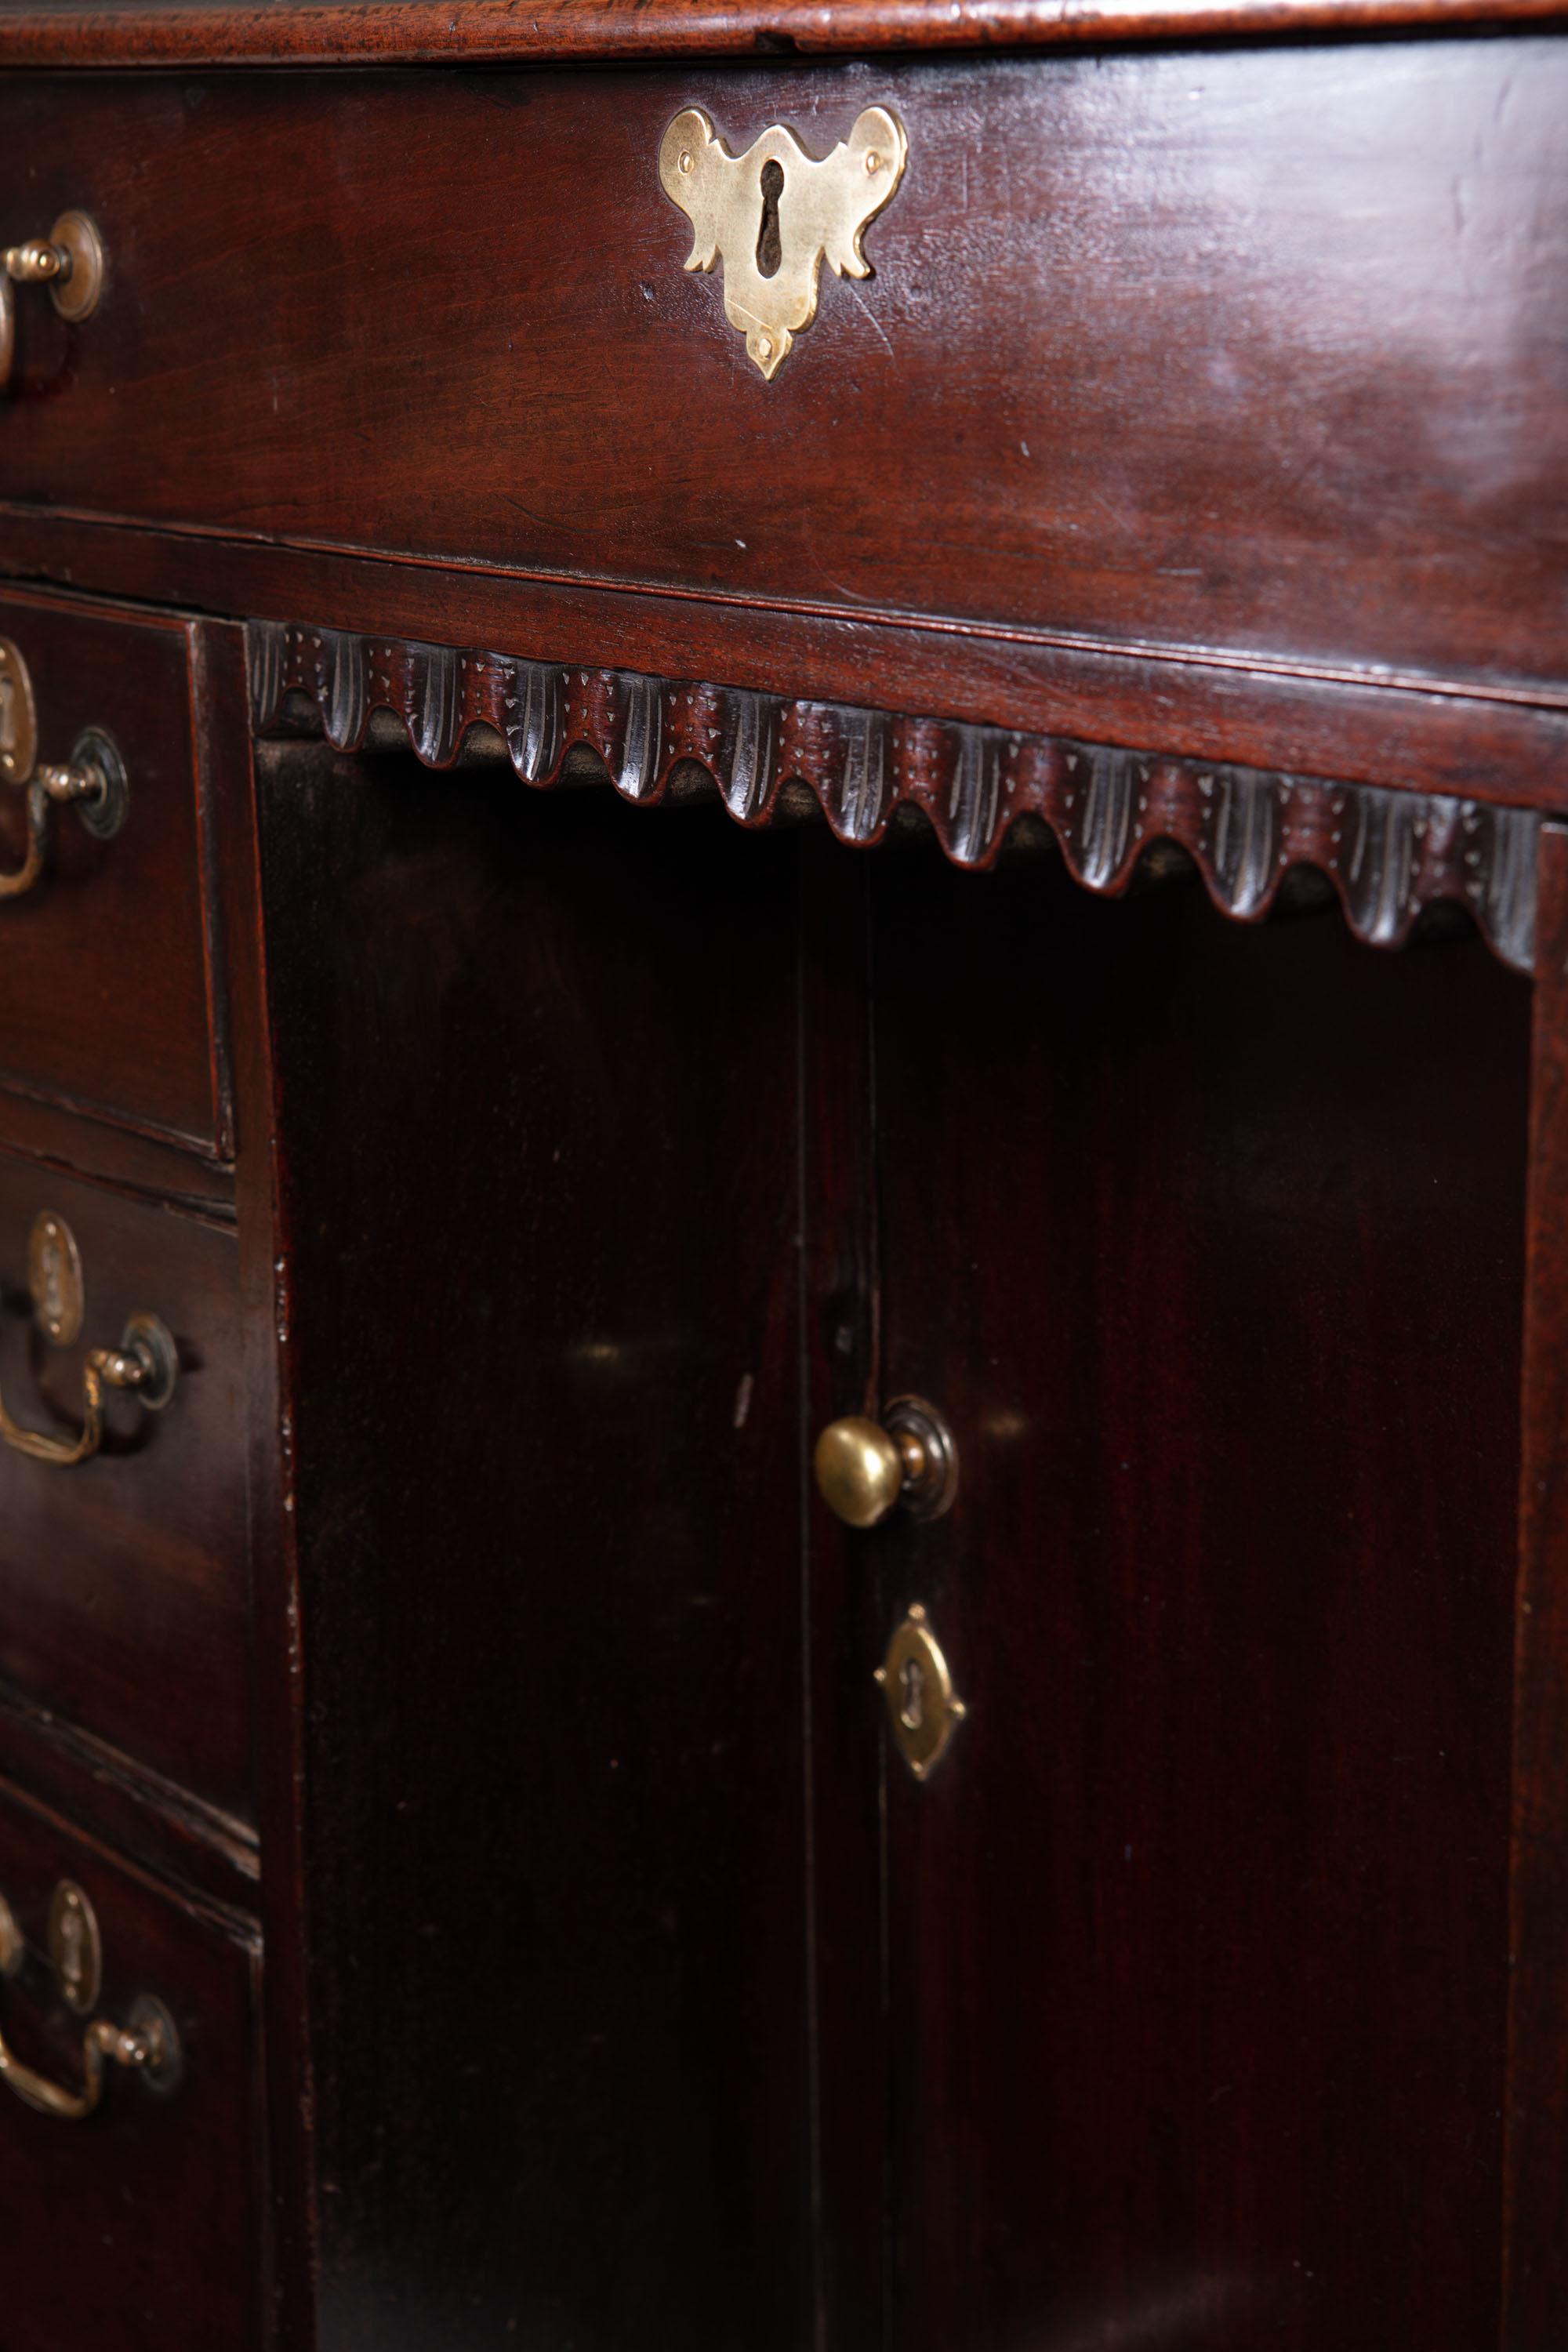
[28, 1211, 84, 1348]
[48, 1882, 101, 2018]
[874, 1604, 967, 1782]
[0, 639, 38, 787]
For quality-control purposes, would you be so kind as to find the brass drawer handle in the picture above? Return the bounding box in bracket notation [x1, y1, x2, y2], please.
[0, 1881, 180, 2121]
[0, 1212, 177, 1469]
[0, 639, 128, 900]
[0, 212, 103, 391]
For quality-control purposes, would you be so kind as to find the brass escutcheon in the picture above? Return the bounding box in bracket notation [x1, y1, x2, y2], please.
[49, 1882, 101, 2017]
[28, 1211, 84, 1348]
[875, 1603, 967, 1782]
[659, 105, 906, 379]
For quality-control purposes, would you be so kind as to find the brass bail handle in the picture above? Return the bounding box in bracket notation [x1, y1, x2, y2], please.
[0, 211, 103, 393]
[0, 1882, 180, 2121]
[0, 637, 129, 901]
[0, 1212, 177, 1470]
[813, 1395, 958, 1528]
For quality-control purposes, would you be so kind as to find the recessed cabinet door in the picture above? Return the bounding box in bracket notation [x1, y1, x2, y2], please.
[808, 844, 1531, 2351]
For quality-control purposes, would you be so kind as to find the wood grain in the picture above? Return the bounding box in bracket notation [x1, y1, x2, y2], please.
[7, 510, 1567, 815]
[252, 620, 1542, 971]
[1503, 819, 1568, 2345]
[258, 742, 815, 2348]
[0, 0, 1554, 67]
[2, 48, 1567, 706]
[866, 844, 1530, 2350]
[0, 1776, 262, 2351]
[0, 590, 224, 1155]
[0, 1152, 251, 1820]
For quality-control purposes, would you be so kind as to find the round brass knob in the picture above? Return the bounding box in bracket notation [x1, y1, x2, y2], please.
[813, 1396, 959, 1528]
[814, 1416, 905, 1528]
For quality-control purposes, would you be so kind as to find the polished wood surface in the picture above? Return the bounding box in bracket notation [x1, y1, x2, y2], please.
[0, 590, 225, 1152]
[0, 1777, 263, 2350]
[0, 1151, 250, 1819]
[860, 847, 1529, 2347]
[0, 0, 1552, 66]
[1504, 818, 1568, 2343]
[2, 45, 1567, 701]
[0, 9, 1561, 2346]
[258, 750, 814, 2347]
[5, 507, 1562, 810]
[249, 619, 1541, 964]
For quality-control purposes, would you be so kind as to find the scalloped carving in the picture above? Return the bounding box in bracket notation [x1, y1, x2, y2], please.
[248, 622, 1540, 974]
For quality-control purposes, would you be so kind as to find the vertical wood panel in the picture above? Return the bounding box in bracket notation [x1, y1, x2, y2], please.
[1504, 818, 1568, 2347]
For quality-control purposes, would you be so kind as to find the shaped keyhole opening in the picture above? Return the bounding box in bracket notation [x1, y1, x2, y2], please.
[756, 158, 785, 281]
[898, 1654, 927, 1732]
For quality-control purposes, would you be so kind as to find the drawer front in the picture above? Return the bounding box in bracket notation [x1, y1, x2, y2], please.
[1, 45, 1566, 696]
[0, 1784, 261, 2350]
[0, 588, 221, 1150]
[0, 1156, 249, 1818]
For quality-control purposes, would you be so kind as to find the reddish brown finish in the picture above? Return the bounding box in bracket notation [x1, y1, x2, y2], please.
[0, 590, 225, 1153]
[2, 46, 1568, 703]
[1504, 819, 1568, 2346]
[0, 1683, 258, 1912]
[7, 508, 1568, 813]
[0, 0, 1554, 68]
[858, 852, 1530, 2348]
[0, 1080, 235, 1211]
[252, 619, 1541, 969]
[0, 1777, 263, 2350]
[257, 747, 814, 2348]
[0, 1151, 251, 1819]
[200, 618, 323, 2351]
[0, 9, 1559, 2347]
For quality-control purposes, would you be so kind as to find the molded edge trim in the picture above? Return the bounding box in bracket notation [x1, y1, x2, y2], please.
[251, 619, 1541, 971]
[0, 0, 1555, 67]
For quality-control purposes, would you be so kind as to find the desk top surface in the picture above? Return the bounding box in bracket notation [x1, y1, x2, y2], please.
[0, 0, 1552, 67]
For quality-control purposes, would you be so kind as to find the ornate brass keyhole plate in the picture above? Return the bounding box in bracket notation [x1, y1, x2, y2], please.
[875, 1604, 967, 1781]
[659, 105, 907, 379]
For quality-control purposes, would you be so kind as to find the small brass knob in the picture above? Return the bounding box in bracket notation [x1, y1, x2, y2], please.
[815, 1416, 905, 1528]
[813, 1396, 959, 1528]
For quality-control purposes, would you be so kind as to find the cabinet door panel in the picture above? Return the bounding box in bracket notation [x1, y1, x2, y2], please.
[854, 855, 1529, 2350]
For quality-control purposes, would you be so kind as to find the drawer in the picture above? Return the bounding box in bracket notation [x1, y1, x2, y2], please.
[2, 46, 1567, 696]
[0, 1782, 262, 2351]
[0, 1156, 250, 1820]
[0, 588, 222, 1151]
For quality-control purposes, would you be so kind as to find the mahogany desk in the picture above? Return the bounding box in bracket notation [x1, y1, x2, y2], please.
[0, 2, 1561, 2343]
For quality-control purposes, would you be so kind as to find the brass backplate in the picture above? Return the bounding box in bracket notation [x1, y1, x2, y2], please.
[48, 1881, 101, 2016]
[659, 104, 906, 380]
[874, 1603, 967, 1781]
[0, 638, 37, 787]
[28, 1212, 84, 1348]
[49, 212, 104, 324]
[0, 1894, 24, 1980]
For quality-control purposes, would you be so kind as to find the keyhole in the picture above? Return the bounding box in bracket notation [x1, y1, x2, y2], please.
[756, 158, 784, 281]
[898, 1654, 926, 1732]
